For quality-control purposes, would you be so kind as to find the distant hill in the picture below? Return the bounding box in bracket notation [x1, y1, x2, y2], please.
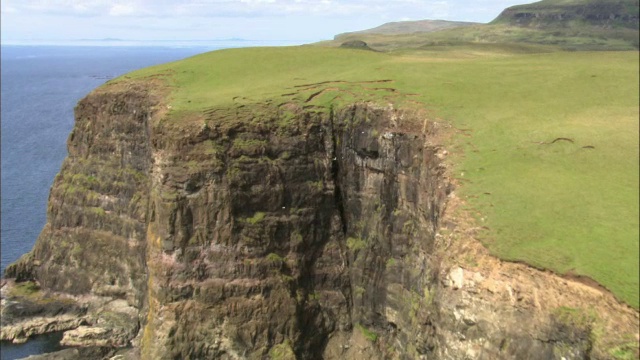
[334, 20, 478, 39]
[492, 0, 639, 29]
[323, 0, 639, 51]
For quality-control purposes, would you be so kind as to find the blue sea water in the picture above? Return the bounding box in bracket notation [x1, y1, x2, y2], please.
[0, 43, 286, 359]
[1, 45, 220, 274]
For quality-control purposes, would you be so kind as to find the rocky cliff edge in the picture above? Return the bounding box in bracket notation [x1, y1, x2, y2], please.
[2, 78, 638, 359]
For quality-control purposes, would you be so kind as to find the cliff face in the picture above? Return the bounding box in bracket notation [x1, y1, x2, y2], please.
[3, 82, 156, 348]
[140, 100, 449, 359]
[493, 0, 640, 29]
[6, 84, 152, 298]
[4, 81, 638, 359]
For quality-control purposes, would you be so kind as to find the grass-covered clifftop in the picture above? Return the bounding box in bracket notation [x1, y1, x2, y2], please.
[118, 44, 639, 309]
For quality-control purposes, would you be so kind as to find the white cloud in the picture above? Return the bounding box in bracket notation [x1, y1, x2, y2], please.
[6, 0, 455, 18]
[240, 0, 277, 3]
[2, 4, 19, 13]
[2, 0, 537, 43]
[109, 4, 136, 16]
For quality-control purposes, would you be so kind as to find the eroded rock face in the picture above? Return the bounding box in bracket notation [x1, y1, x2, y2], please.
[5, 84, 152, 307]
[3, 83, 155, 352]
[3, 82, 638, 359]
[138, 103, 452, 359]
[495, 1, 639, 29]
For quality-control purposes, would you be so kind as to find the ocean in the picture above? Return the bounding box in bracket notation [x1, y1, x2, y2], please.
[0, 43, 293, 360]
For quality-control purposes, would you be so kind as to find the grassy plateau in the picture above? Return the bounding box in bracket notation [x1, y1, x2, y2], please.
[120, 31, 639, 308]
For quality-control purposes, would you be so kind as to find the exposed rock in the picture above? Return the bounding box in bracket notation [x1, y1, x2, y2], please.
[3, 80, 638, 359]
[20, 347, 116, 360]
[0, 280, 88, 343]
[340, 40, 374, 51]
[1, 280, 140, 353]
[5, 83, 152, 307]
[445, 266, 465, 290]
[494, 0, 639, 29]
[62, 326, 110, 347]
[57, 300, 139, 348]
[1, 314, 85, 344]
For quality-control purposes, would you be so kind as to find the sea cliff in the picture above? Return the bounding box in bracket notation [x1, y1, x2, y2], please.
[2, 75, 638, 359]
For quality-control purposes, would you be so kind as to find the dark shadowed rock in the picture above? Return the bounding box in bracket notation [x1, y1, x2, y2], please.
[493, 0, 639, 29]
[340, 40, 374, 50]
[21, 347, 115, 360]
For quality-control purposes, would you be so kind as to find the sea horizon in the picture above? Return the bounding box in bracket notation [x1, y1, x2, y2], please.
[0, 38, 312, 48]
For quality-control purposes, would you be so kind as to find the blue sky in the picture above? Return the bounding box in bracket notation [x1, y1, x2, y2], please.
[1, 0, 534, 44]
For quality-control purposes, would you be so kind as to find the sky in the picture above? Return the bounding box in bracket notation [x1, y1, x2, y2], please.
[1, 0, 535, 45]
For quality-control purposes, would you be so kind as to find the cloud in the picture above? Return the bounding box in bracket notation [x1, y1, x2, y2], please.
[4, 0, 456, 18]
[2, 0, 538, 21]
[2, 0, 537, 43]
[109, 4, 136, 16]
[240, 0, 277, 3]
[4, 0, 123, 16]
[1, 3, 18, 13]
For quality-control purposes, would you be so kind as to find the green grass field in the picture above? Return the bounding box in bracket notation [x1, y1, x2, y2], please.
[123, 45, 639, 308]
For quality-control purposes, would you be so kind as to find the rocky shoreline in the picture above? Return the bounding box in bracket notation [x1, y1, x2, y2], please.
[1, 279, 140, 359]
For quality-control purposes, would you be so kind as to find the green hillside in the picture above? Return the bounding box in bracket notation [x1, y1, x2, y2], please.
[323, 0, 638, 51]
[334, 19, 478, 38]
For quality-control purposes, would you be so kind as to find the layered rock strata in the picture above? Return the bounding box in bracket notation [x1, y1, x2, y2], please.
[495, 0, 639, 29]
[3, 81, 638, 359]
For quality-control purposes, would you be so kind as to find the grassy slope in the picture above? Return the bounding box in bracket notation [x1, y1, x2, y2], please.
[328, 23, 638, 52]
[325, 0, 639, 52]
[334, 20, 478, 38]
[123, 46, 639, 308]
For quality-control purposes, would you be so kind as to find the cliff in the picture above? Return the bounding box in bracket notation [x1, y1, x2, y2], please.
[492, 0, 640, 29]
[323, 0, 639, 51]
[2, 74, 638, 359]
